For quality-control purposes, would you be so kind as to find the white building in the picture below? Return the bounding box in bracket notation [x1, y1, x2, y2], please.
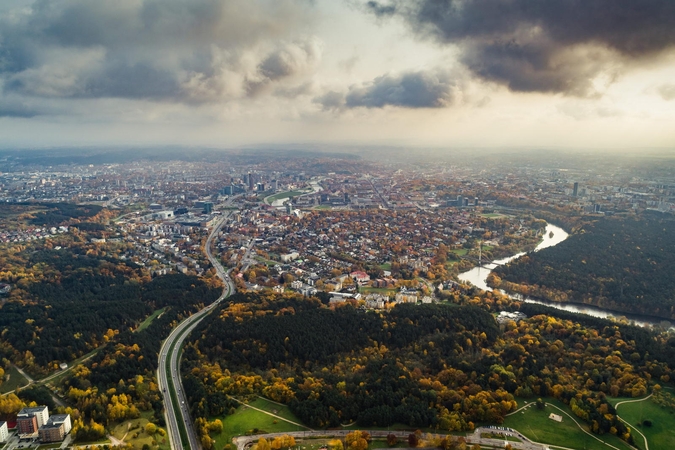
[280, 252, 300, 263]
[20, 406, 49, 428]
[48, 414, 72, 434]
[0, 421, 8, 443]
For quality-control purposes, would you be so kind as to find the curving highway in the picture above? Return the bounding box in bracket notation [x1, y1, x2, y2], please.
[158, 211, 236, 450]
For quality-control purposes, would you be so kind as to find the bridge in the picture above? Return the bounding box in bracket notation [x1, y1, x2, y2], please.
[459, 254, 496, 266]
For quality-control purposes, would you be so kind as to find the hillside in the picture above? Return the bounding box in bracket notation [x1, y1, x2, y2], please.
[489, 216, 675, 319]
[176, 291, 675, 447]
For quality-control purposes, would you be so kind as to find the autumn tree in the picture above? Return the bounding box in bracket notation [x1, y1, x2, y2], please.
[408, 434, 418, 448]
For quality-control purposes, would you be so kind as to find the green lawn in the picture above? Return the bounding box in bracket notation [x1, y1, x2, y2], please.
[137, 307, 168, 332]
[610, 395, 675, 450]
[36, 444, 62, 450]
[213, 401, 305, 449]
[110, 412, 170, 450]
[265, 191, 306, 204]
[254, 256, 278, 267]
[0, 365, 30, 393]
[360, 286, 395, 295]
[251, 398, 304, 423]
[379, 263, 392, 271]
[502, 398, 634, 450]
[482, 213, 505, 218]
[451, 249, 468, 256]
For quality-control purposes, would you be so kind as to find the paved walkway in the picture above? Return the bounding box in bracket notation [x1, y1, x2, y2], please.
[614, 394, 653, 450]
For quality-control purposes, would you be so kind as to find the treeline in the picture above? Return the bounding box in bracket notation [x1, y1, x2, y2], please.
[183, 292, 514, 434]
[492, 216, 675, 319]
[29, 203, 103, 226]
[181, 290, 675, 446]
[518, 303, 675, 370]
[0, 247, 213, 373]
[59, 273, 220, 439]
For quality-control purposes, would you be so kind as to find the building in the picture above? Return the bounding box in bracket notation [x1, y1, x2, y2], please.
[395, 288, 419, 304]
[17, 414, 38, 437]
[350, 271, 370, 284]
[38, 424, 64, 443]
[280, 252, 299, 262]
[48, 415, 71, 434]
[20, 406, 49, 428]
[548, 413, 563, 423]
[0, 421, 8, 443]
[573, 182, 579, 197]
[38, 414, 71, 443]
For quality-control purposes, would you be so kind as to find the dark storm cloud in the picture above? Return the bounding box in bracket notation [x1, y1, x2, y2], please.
[364, 0, 675, 95]
[0, 0, 318, 105]
[315, 70, 459, 110]
[365, 1, 396, 17]
[0, 100, 39, 118]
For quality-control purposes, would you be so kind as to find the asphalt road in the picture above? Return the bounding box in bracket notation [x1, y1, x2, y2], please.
[234, 427, 549, 450]
[158, 211, 236, 450]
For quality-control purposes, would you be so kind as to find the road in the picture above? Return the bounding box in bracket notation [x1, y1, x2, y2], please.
[233, 427, 550, 450]
[158, 211, 236, 450]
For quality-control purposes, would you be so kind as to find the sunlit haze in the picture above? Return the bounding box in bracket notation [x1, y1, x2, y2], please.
[1, 0, 675, 150]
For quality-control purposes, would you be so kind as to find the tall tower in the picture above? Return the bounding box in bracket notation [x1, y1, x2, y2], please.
[248, 172, 254, 191]
[573, 182, 579, 197]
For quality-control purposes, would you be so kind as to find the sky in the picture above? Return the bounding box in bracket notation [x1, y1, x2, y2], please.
[1, 0, 675, 150]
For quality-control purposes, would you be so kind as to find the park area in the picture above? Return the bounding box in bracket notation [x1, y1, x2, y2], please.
[609, 390, 675, 450]
[502, 398, 635, 450]
[214, 398, 307, 449]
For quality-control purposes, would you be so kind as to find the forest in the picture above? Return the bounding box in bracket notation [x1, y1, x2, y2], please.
[0, 248, 202, 371]
[29, 203, 103, 226]
[59, 273, 220, 436]
[490, 216, 675, 319]
[180, 291, 675, 447]
[0, 271, 220, 443]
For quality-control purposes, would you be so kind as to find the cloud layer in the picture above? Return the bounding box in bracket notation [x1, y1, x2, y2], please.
[316, 69, 459, 110]
[0, 0, 320, 110]
[365, 0, 675, 96]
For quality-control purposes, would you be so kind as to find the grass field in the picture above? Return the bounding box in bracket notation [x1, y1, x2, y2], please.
[37, 444, 62, 450]
[482, 213, 505, 218]
[502, 398, 634, 450]
[254, 256, 278, 267]
[214, 398, 305, 449]
[610, 395, 675, 450]
[265, 190, 306, 205]
[360, 286, 395, 295]
[137, 307, 167, 332]
[379, 263, 392, 271]
[0, 365, 30, 393]
[250, 397, 305, 423]
[451, 249, 469, 256]
[109, 408, 170, 450]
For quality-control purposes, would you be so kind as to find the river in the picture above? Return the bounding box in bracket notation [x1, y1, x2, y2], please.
[458, 224, 670, 329]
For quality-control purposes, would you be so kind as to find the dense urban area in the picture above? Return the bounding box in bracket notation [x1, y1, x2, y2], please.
[0, 148, 674, 450]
